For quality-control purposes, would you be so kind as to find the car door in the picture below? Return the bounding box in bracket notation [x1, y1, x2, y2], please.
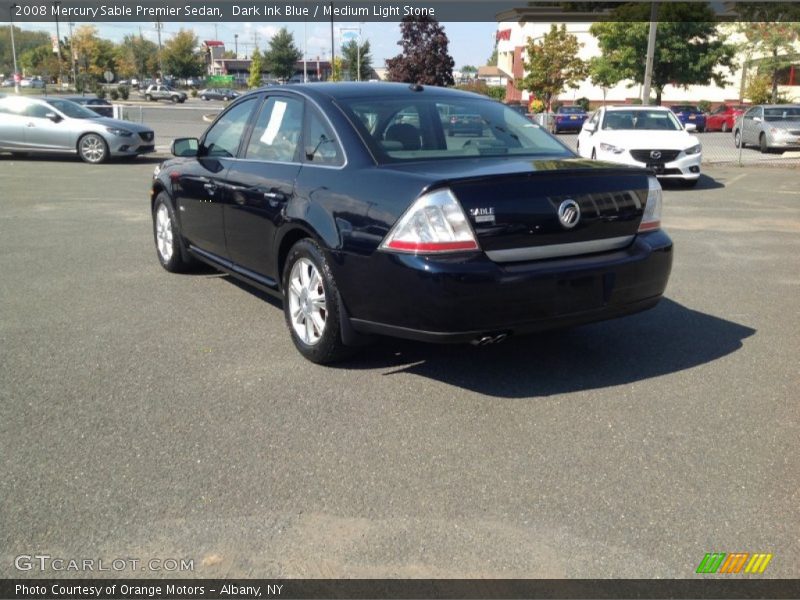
[174, 96, 258, 260]
[222, 94, 305, 283]
[742, 107, 760, 144]
[22, 102, 73, 151]
[577, 109, 601, 157]
[0, 96, 27, 149]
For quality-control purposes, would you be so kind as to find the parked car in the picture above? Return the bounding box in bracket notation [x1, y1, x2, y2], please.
[576, 105, 701, 186]
[198, 88, 239, 101]
[63, 95, 114, 118]
[150, 83, 672, 363]
[705, 103, 747, 132]
[143, 84, 187, 103]
[551, 106, 588, 133]
[733, 104, 800, 153]
[20, 77, 45, 89]
[0, 95, 155, 163]
[1, 79, 16, 88]
[669, 104, 706, 132]
[445, 112, 484, 136]
[505, 104, 532, 120]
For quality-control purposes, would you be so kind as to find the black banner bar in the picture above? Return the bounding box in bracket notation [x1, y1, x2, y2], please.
[2, 579, 800, 600]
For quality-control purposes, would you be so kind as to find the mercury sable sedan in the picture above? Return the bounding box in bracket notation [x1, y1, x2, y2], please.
[0, 95, 154, 163]
[577, 106, 702, 186]
[151, 83, 673, 363]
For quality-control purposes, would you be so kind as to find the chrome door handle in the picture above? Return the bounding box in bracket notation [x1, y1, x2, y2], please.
[203, 182, 217, 195]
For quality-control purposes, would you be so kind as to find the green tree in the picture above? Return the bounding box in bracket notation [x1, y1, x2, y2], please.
[263, 28, 301, 81]
[461, 65, 478, 78]
[735, 4, 800, 103]
[115, 35, 158, 79]
[487, 45, 498, 67]
[162, 29, 204, 78]
[521, 24, 587, 111]
[587, 55, 621, 105]
[19, 44, 60, 79]
[0, 27, 49, 75]
[248, 48, 263, 88]
[386, 16, 455, 86]
[590, 3, 737, 105]
[329, 56, 344, 82]
[341, 39, 372, 81]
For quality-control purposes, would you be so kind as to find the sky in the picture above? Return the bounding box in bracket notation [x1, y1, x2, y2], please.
[9, 21, 499, 70]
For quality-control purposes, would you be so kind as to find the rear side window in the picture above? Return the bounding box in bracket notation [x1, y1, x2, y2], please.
[339, 96, 570, 163]
[304, 107, 344, 166]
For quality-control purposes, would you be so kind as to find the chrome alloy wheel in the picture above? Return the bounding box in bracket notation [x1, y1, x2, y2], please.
[288, 258, 327, 345]
[80, 135, 106, 163]
[155, 204, 174, 263]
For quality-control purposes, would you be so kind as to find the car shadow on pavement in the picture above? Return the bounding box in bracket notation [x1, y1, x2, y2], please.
[661, 174, 723, 191]
[339, 298, 755, 398]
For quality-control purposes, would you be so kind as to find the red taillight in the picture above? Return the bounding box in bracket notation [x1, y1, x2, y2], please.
[386, 240, 478, 252]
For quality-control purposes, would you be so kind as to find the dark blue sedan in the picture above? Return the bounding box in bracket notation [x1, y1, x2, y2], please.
[670, 104, 706, 132]
[551, 106, 588, 133]
[151, 83, 672, 363]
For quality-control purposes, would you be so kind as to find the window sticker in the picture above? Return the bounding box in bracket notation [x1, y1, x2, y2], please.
[261, 100, 287, 145]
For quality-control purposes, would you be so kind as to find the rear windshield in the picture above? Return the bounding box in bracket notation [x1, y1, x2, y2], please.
[764, 107, 800, 121]
[559, 106, 585, 114]
[672, 105, 699, 112]
[337, 96, 571, 163]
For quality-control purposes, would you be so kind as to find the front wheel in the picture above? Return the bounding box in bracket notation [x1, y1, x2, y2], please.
[283, 239, 351, 364]
[145, 94, 152, 101]
[721, 121, 729, 133]
[171, 96, 179, 104]
[78, 133, 108, 164]
[591, 148, 597, 160]
[201, 95, 208, 101]
[759, 133, 769, 153]
[222, 96, 229, 102]
[734, 130, 742, 148]
[152, 193, 194, 272]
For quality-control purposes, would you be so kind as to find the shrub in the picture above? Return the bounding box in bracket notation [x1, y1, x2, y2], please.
[528, 98, 545, 114]
[109, 89, 119, 101]
[95, 87, 106, 100]
[191, 88, 198, 98]
[697, 99, 712, 113]
[575, 97, 591, 111]
[117, 85, 130, 100]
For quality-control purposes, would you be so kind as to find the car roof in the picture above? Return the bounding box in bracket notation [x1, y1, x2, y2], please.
[604, 105, 672, 112]
[248, 82, 488, 103]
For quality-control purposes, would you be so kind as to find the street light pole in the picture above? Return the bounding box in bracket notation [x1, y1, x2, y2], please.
[53, 0, 63, 87]
[9, 3, 20, 93]
[641, 1, 659, 105]
[234, 34, 238, 59]
[68, 21, 77, 88]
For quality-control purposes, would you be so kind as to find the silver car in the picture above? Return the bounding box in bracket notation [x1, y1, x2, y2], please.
[734, 104, 800, 153]
[0, 95, 155, 163]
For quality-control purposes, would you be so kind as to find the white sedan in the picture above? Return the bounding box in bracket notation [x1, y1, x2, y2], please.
[576, 106, 702, 186]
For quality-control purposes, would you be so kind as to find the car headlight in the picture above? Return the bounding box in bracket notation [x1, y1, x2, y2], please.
[106, 127, 133, 137]
[684, 144, 702, 155]
[599, 142, 625, 154]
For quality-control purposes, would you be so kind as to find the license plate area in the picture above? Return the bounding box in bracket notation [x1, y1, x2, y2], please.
[647, 163, 666, 174]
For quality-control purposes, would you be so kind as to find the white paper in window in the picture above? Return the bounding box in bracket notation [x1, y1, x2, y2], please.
[260, 100, 287, 145]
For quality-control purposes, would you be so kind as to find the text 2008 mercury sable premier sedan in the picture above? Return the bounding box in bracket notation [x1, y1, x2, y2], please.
[151, 83, 673, 363]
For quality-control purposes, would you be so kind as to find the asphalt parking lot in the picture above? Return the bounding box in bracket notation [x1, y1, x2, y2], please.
[0, 158, 798, 579]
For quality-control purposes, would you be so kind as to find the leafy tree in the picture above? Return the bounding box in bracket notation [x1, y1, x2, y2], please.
[341, 39, 372, 81]
[461, 65, 478, 78]
[115, 35, 158, 79]
[386, 16, 455, 86]
[329, 56, 344, 82]
[263, 28, 301, 81]
[521, 24, 587, 111]
[162, 29, 204, 78]
[587, 55, 621, 105]
[735, 4, 800, 103]
[590, 2, 737, 105]
[71, 25, 117, 79]
[248, 48, 263, 88]
[19, 45, 60, 79]
[487, 45, 498, 67]
[0, 27, 49, 75]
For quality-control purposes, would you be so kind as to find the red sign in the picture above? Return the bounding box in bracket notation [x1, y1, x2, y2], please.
[496, 29, 511, 42]
[14, 73, 21, 83]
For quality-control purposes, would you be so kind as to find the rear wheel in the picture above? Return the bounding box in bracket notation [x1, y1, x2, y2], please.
[145, 94, 152, 101]
[759, 133, 768, 153]
[721, 121, 729, 133]
[734, 129, 742, 148]
[283, 239, 351, 364]
[201, 95, 208, 101]
[222, 96, 229, 101]
[171, 96, 179, 104]
[78, 133, 108, 164]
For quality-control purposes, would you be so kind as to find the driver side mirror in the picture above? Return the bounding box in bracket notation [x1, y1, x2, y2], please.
[684, 122, 697, 132]
[172, 137, 199, 157]
[45, 112, 62, 123]
[583, 122, 596, 133]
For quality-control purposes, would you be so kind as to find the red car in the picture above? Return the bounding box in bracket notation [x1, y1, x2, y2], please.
[705, 104, 747, 132]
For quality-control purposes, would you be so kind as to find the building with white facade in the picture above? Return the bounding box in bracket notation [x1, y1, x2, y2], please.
[494, 7, 799, 108]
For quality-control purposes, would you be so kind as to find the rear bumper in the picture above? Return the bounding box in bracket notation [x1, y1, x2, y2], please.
[332, 230, 673, 343]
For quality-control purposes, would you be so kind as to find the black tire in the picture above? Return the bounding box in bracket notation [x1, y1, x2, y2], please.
[171, 96, 179, 104]
[145, 94, 152, 101]
[591, 148, 597, 160]
[759, 133, 769, 153]
[152, 193, 194, 273]
[697, 127, 704, 133]
[77, 133, 109, 164]
[201, 95, 208, 101]
[734, 129, 742, 148]
[721, 121, 729, 133]
[222, 96, 229, 102]
[282, 239, 352, 364]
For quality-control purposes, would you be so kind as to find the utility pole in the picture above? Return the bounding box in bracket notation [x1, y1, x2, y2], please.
[53, 0, 63, 87]
[68, 21, 77, 86]
[330, 2, 334, 70]
[155, 18, 164, 80]
[641, 1, 658, 105]
[234, 34, 238, 58]
[303, 20, 308, 82]
[9, 3, 20, 93]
